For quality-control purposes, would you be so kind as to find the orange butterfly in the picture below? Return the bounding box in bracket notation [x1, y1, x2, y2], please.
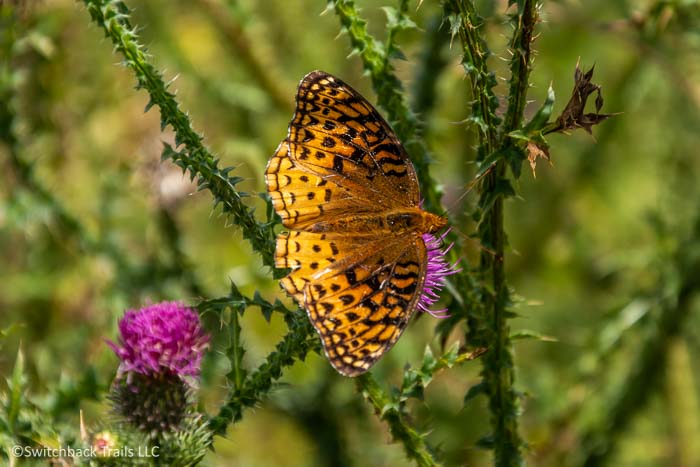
[266, 71, 456, 376]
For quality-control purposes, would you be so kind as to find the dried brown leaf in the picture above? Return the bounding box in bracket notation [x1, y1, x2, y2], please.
[526, 141, 550, 177]
[546, 61, 614, 135]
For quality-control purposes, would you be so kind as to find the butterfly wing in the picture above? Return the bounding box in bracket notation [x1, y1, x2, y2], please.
[266, 140, 370, 229]
[275, 230, 427, 376]
[290, 71, 420, 205]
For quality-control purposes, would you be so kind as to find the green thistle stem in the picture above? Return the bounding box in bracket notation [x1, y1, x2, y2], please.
[356, 374, 440, 467]
[445, 1, 538, 465]
[445, 0, 499, 152]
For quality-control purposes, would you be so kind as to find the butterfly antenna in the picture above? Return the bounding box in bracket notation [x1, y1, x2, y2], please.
[440, 161, 495, 219]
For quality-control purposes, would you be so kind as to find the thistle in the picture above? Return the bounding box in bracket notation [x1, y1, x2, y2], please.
[107, 301, 209, 378]
[106, 301, 210, 440]
[419, 231, 460, 318]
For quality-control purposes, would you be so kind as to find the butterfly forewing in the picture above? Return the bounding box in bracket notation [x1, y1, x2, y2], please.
[287, 71, 420, 207]
[266, 140, 368, 229]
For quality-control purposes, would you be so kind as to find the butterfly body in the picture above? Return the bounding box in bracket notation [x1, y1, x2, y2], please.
[266, 71, 447, 376]
[305, 208, 446, 235]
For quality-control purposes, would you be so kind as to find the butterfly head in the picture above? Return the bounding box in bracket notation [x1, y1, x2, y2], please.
[421, 211, 449, 235]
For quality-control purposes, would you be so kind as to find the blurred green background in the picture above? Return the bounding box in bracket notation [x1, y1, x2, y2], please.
[2, 0, 700, 466]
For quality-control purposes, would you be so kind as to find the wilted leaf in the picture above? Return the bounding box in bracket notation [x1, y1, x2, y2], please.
[526, 141, 551, 177]
[546, 61, 614, 135]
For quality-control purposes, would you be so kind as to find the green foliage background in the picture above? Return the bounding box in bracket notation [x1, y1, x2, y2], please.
[2, 0, 700, 466]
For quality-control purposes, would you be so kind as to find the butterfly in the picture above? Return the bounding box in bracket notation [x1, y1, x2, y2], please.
[265, 71, 448, 376]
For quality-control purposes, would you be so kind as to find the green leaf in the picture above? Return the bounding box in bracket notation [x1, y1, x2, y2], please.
[510, 329, 558, 342]
[524, 84, 555, 132]
[7, 348, 26, 434]
[381, 401, 400, 417]
[467, 114, 489, 135]
[478, 178, 516, 214]
[421, 346, 436, 371]
[475, 149, 506, 179]
[382, 6, 417, 31]
[440, 343, 461, 368]
[493, 178, 516, 199]
[504, 145, 526, 179]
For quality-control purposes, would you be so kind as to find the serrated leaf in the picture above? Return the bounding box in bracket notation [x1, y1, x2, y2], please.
[388, 47, 407, 61]
[507, 129, 529, 141]
[547, 62, 614, 134]
[382, 6, 399, 25]
[467, 114, 488, 134]
[441, 343, 461, 367]
[144, 97, 155, 113]
[447, 13, 461, 40]
[494, 178, 516, 198]
[421, 345, 436, 367]
[161, 142, 178, 160]
[228, 176, 244, 186]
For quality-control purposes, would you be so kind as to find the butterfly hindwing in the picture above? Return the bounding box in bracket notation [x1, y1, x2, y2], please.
[276, 230, 428, 376]
[310, 237, 427, 376]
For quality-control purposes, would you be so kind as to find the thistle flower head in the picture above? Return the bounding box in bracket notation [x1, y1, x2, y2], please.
[107, 301, 209, 378]
[419, 231, 461, 318]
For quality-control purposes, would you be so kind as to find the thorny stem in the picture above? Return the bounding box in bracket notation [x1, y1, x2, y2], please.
[503, 0, 537, 134]
[446, 0, 499, 153]
[356, 374, 440, 467]
[446, 1, 538, 465]
[484, 2, 537, 465]
[81, 0, 320, 441]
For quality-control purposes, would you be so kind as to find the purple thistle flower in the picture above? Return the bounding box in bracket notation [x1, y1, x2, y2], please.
[107, 301, 209, 378]
[418, 230, 461, 318]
